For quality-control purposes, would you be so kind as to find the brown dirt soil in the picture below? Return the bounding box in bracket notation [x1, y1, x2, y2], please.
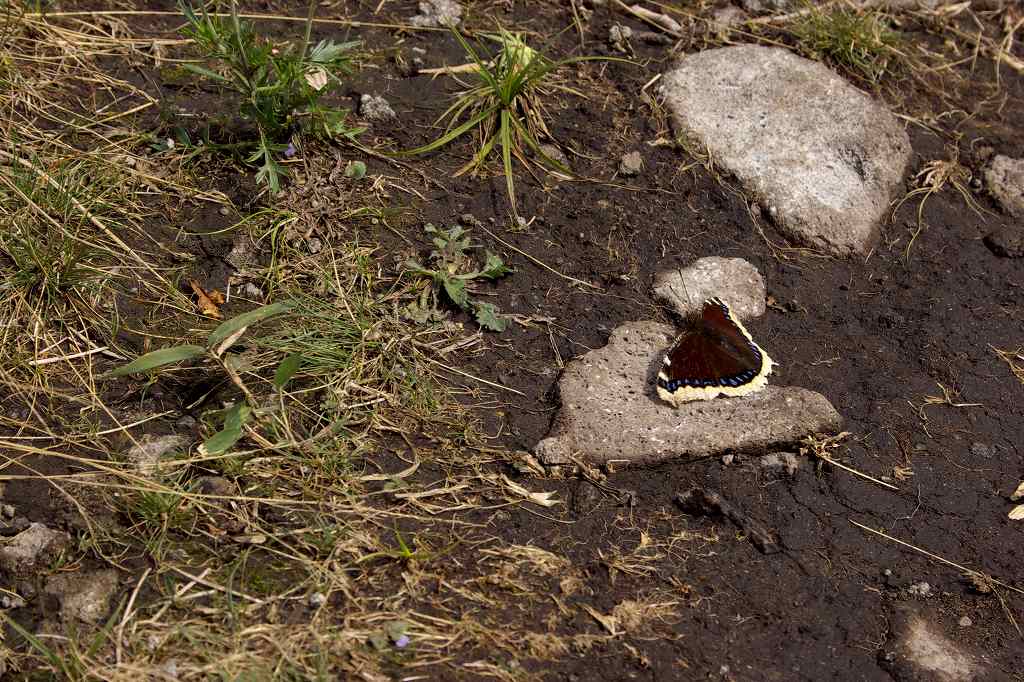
[2, 1, 1023, 680]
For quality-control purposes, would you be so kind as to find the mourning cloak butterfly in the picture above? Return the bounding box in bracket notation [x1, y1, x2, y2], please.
[656, 297, 775, 406]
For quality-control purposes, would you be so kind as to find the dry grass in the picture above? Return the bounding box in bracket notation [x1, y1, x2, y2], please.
[0, 7, 693, 679]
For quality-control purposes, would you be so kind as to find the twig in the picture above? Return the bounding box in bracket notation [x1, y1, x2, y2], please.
[169, 566, 263, 604]
[115, 567, 151, 665]
[612, 0, 682, 37]
[817, 452, 899, 490]
[850, 520, 1024, 595]
[474, 223, 601, 291]
[27, 347, 112, 367]
[420, 355, 527, 396]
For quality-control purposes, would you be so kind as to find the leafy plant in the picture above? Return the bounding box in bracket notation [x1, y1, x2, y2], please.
[178, 0, 360, 193]
[105, 302, 295, 455]
[403, 224, 513, 332]
[400, 28, 613, 215]
[788, 4, 900, 84]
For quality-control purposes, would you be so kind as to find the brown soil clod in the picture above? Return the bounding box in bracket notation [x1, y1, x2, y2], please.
[674, 486, 780, 554]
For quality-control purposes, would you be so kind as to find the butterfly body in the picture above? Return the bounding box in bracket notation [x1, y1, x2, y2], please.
[656, 297, 774, 406]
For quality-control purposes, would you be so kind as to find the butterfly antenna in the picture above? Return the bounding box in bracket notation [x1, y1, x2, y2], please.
[672, 267, 698, 312]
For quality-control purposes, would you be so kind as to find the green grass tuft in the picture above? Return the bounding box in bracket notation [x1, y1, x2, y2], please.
[789, 5, 901, 84]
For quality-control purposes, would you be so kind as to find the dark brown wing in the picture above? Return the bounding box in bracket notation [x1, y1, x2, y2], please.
[659, 299, 764, 392]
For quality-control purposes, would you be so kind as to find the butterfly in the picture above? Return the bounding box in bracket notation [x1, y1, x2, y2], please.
[656, 297, 775, 406]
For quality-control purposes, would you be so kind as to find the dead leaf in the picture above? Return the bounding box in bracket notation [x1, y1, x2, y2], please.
[189, 279, 223, 319]
[1010, 504, 1024, 521]
[581, 604, 621, 636]
[305, 66, 328, 91]
[1010, 481, 1024, 502]
[499, 474, 561, 507]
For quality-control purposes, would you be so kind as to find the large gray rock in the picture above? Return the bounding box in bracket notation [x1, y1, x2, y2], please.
[653, 257, 766, 320]
[534, 321, 842, 467]
[983, 154, 1024, 217]
[661, 46, 911, 257]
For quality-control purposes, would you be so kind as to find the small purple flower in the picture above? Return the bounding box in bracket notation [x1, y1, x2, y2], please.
[284, 142, 296, 158]
[394, 634, 410, 648]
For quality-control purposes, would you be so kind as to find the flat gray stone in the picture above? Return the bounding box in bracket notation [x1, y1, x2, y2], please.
[534, 321, 842, 467]
[661, 45, 911, 257]
[653, 257, 765, 320]
[0, 523, 70, 576]
[983, 154, 1024, 217]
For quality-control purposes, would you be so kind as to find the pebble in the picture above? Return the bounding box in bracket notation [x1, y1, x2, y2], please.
[958, 616, 972, 628]
[308, 592, 327, 607]
[409, 0, 462, 28]
[984, 224, 1024, 258]
[359, 94, 396, 122]
[908, 581, 932, 598]
[721, 454, 735, 465]
[0, 594, 26, 609]
[609, 24, 632, 52]
[969, 442, 994, 459]
[618, 151, 643, 177]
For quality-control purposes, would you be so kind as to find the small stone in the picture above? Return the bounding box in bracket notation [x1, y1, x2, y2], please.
[653, 256, 767, 320]
[759, 452, 800, 477]
[307, 237, 323, 254]
[571, 481, 604, 514]
[359, 94, 396, 122]
[969, 442, 994, 459]
[609, 24, 632, 52]
[0, 523, 71, 576]
[740, 0, 792, 12]
[126, 434, 187, 476]
[1, 505, 14, 519]
[984, 224, 1024, 258]
[958, 616, 972, 628]
[537, 143, 569, 170]
[0, 593, 26, 609]
[409, 0, 462, 27]
[45, 569, 120, 623]
[194, 476, 235, 497]
[218, 206, 230, 216]
[721, 454, 735, 465]
[160, 660, 179, 679]
[241, 282, 263, 299]
[710, 6, 747, 37]
[983, 154, 1024, 216]
[618, 151, 643, 177]
[908, 581, 933, 598]
[225, 237, 258, 272]
[308, 592, 327, 607]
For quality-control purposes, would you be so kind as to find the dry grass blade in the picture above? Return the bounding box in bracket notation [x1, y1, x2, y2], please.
[800, 432, 899, 490]
[850, 520, 1024, 596]
[891, 143, 984, 260]
[991, 345, 1024, 385]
